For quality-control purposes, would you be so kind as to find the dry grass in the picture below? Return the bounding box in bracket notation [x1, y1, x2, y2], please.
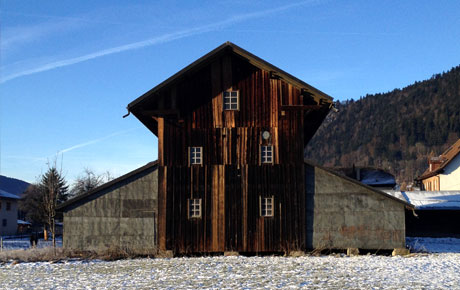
[0, 247, 69, 263]
[0, 246, 158, 264]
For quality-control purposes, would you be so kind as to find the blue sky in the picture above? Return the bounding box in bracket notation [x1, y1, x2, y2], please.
[1, 0, 459, 184]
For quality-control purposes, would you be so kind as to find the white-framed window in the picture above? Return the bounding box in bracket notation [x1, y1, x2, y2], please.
[6, 202, 11, 211]
[261, 145, 273, 164]
[188, 198, 202, 219]
[260, 196, 274, 217]
[189, 147, 202, 165]
[223, 90, 239, 110]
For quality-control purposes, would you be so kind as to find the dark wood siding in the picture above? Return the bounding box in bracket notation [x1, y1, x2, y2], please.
[157, 53, 310, 253]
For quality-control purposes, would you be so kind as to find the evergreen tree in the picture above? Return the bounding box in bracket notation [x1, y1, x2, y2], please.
[40, 166, 68, 247]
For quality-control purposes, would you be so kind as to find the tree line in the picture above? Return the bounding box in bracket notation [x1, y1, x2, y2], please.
[305, 65, 460, 184]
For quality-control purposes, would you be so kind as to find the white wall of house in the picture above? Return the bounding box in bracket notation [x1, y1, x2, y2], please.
[440, 154, 460, 190]
[0, 198, 18, 236]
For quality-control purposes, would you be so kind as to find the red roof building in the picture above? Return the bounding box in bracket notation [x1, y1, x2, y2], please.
[417, 139, 460, 191]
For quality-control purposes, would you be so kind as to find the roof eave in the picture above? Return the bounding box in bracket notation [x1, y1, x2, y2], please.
[127, 41, 333, 112]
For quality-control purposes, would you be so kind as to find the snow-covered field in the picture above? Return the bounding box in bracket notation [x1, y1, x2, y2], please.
[1, 237, 62, 250]
[1, 254, 460, 289]
[1, 238, 459, 289]
[407, 237, 460, 253]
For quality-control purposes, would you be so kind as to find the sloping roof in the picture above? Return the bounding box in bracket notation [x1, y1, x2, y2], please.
[384, 190, 460, 210]
[128, 41, 332, 112]
[305, 160, 414, 208]
[418, 138, 460, 180]
[17, 219, 31, 225]
[57, 161, 158, 212]
[0, 189, 20, 200]
[331, 167, 396, 187]
[360, 170, 396, 187]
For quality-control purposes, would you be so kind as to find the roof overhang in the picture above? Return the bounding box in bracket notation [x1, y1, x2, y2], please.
[127, 42, 334, 136]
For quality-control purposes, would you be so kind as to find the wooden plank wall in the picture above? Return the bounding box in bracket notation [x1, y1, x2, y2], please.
[157, 53, 308, 253]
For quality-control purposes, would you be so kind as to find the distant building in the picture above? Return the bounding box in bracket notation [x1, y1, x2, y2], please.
[332, 167, 397, 190]
[385, 190, 460, 237]
[0, 189, 19, 236]
[17, 219, 31, 234]
[417, 139, 460, 191]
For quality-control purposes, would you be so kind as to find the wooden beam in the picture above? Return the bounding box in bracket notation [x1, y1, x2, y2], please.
[280, 105, 321, 111]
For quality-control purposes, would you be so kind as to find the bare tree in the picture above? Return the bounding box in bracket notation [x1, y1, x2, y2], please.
[70, 168, 113, 197]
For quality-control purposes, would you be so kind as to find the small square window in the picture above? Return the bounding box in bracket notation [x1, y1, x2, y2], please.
[190, 147, 202, 165]
[6, 202, 11, 211]
[189, 199, 202, 219]
[223, 90, 239, 110]
[261, 145, 273, 164]
[260, 197, 274, 217]
[2, 219, 6, 227]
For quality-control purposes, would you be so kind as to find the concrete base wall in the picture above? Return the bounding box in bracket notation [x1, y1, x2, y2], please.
[63, 168, 158, 253]
[306, 164, 406, 250]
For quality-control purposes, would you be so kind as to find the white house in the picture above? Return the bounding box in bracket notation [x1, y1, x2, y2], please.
[418, 139, 460, 191]
[0, 189, 19, 236]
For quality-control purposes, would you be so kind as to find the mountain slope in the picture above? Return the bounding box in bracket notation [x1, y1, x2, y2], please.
[305, 65, 460, 183]
[0, 175, 30, 196]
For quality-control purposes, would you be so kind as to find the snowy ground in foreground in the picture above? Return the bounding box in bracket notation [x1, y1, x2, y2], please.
[1, 237, 62, 250]
[1, 254, 460, 289]
[2, 236, 460, 253]
[407, 237, 460, 253]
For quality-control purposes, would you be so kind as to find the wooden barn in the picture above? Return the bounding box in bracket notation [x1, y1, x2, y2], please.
[124, 42, 411, 255]
[58, 42, 412, 254]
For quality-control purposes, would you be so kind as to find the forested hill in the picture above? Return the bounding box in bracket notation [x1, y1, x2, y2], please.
[305, 65, 460, 184]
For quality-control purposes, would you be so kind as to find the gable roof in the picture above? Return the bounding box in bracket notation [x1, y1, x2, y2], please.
[417, 138, 460, 180]
[126, 42, 334, 136]
[305, 159, 414, 208]
[57, 161, 158, 212]
[128, 41, 332, 112]
[0, 189, 20, 200]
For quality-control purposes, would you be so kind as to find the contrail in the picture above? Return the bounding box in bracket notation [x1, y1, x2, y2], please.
[1, 0, 318, 83]
[56, 128, 136, 155]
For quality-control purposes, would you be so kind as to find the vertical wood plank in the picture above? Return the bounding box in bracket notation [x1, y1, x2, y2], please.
[218, 165, 225, 251]
[211, 165, 219, 251]
[242, 165, 248, 251]
[211, 60, 223, 128]
[158, 117, 164, 166]
[158, 166, 167, 251]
